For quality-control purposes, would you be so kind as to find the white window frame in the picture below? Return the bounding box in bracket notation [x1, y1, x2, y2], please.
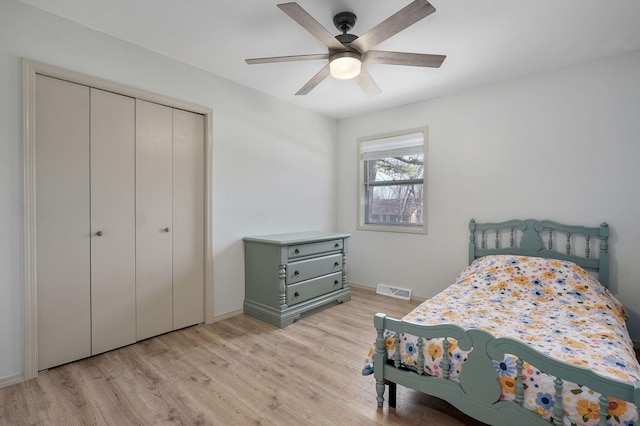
[357, 127, 428, 234]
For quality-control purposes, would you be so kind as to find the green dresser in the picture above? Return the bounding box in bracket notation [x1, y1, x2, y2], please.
[243, 231, 351, 327]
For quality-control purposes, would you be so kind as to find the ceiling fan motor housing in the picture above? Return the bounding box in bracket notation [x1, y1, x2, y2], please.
[333, 11, 357, 34]
[335, 33, 358, 45]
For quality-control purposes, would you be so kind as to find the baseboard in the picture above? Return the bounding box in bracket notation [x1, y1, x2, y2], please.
[348, 282, 376, 292]
[213, 308, 243, 323]
[0, 373, 25, 389]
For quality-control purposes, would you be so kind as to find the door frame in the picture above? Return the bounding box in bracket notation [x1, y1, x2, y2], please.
[22, 59, 214, 380]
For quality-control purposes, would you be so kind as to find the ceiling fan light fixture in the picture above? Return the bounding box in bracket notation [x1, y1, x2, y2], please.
[329, 51, 362, 79]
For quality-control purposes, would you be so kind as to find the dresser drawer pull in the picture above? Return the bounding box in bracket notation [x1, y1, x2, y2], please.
[334, 243, 340, 248]
[334, 280, 339, 285]
[294, 291, 300, 297]
[294, 248, 300, 254]
[334, 262, 340, 267]
[294, 270, 300, 276]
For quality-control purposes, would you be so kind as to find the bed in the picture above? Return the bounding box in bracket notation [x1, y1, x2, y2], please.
[364, 219, 640, 426]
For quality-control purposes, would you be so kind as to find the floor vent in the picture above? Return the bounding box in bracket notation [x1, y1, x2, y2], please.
[376, 283, 412, 300]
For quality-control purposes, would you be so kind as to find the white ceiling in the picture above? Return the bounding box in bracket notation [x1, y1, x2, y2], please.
[18, 0, 640, 119]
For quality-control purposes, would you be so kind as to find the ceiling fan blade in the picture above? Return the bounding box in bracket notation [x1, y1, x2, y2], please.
[277, 2, 345, 50]
[351, 0, 436, 53]
[246, 53, 329, 65]
[355, 66, 381, 97]
[364, 51, 445, 68]
[295, 64, 331, 95]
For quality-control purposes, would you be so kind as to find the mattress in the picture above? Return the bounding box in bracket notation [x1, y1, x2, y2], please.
[363, 255, 640, 425]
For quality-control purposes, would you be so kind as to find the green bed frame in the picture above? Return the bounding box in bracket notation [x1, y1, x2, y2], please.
[374, 219, 639, 426]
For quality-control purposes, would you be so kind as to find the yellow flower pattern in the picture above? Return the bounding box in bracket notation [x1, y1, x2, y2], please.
[363, 255, 639, 426]
[576, 399, 599, 420]
[427, 343, 442, 360]
[498, 376, 516, 394]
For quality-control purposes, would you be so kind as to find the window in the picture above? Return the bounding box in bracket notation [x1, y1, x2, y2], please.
[358, 127, 427, 234]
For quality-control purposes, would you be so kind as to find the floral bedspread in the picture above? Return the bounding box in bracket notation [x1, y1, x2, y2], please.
[363, 255, 640, 426]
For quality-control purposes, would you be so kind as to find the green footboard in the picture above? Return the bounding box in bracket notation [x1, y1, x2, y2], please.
[374, 314, 640, 426]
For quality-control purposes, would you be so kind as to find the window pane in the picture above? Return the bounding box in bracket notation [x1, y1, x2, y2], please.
[365, 154, 424, 183]
[365, 183, 424, 225]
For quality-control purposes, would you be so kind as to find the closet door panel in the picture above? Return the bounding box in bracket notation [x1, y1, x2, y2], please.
[90, 88, 136, 355]
[136, 100, 174, 341]
[172, 109, 205, 329]
[35, 75, 91, 370]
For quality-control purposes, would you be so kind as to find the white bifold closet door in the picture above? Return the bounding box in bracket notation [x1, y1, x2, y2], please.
[90, 89, 136, 355]
[36, 75, 92, 370]
[36, 76, 136, 369]
[172, 108, 205, 330]
[135, 100, 174, 340]
[135, 100, 205, 341]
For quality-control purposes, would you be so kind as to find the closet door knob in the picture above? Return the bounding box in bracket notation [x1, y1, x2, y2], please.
[96, 231, 103, 237]
[163, 227, 170, 232]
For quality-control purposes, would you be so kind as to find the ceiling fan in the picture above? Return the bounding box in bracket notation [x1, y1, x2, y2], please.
[245, 0, 446, 96]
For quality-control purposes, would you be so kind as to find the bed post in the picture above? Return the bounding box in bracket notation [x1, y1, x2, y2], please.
[374, 313, 388, 408]
[599, 222, 610, 288]
[469, 219, 476, 264]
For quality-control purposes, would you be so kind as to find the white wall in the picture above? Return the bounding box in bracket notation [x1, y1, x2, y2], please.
[337, 49, 640, 339]
[0, 0, 338, 382]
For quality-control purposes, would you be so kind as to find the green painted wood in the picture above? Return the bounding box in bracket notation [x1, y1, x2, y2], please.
[244, 287, 350, 328]
[468, 219, 610, 287]
[382, 365, 553, 425]
[288, 239, 344, 259]
[373, 290, 640, 424]
[243, 231, 350, 328]
[458, 329, 502, 405]
[286, 272, 342, 305]
[598, 394, 609, 426]
[374, 313, 386, 408]
[515, 358, 524, 406]
[374, 314, 554, 425]
[286, 253, 342, 284]
[553, 377, 563, 426]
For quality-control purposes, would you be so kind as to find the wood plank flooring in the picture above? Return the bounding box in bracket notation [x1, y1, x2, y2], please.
[0, 286, 487, 425]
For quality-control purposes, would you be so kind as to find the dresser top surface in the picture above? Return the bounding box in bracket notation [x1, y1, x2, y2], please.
[243, 231, 350, 245]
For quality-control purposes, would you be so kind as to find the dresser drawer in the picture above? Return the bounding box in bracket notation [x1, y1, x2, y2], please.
[288, 239, 343, 259]
[287, 272, 343, 306]
[287, 253, 342, 284]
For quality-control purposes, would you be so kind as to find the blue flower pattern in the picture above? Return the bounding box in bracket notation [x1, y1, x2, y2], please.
[363, 255, 639, 425]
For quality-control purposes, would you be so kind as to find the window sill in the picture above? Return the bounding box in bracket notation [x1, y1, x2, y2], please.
[357, 223, 427, 235]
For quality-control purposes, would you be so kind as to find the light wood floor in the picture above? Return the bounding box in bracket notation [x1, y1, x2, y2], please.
[1, 286, 488, 425]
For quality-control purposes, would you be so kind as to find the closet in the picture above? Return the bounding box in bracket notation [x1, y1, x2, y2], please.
[35, 75, 204, 371]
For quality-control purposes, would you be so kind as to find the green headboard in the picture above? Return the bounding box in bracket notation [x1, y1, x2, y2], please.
[468, 219, 610, 288]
